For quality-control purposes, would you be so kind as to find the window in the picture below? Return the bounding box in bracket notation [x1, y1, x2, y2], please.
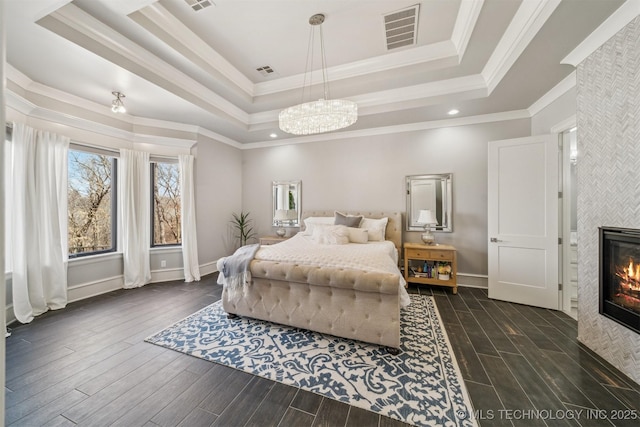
[68, 149, 117, 257]
[151, 162, 181, 246]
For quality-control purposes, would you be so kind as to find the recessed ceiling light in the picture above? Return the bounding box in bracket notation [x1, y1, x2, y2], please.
[269, 133, 278, 138]
[448, 109, 459, 115]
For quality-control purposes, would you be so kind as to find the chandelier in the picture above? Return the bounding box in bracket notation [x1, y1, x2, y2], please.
[111, 91, 126, 113]
[278, 14, 357, 135]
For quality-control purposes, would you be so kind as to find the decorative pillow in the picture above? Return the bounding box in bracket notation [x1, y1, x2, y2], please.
[312, 225, 350, 245]
[302, 217, 334, 235]
[334, 211, 363, 228]
[347, 227, 368, 244]
[361, 217, 388, 241]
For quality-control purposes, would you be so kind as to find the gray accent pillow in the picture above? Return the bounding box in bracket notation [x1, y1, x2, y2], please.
[334, 211, 363, 228]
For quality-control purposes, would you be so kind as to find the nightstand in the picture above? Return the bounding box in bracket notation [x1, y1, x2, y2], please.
[403, 242, 457, 294]
[259, 236, 289, 245]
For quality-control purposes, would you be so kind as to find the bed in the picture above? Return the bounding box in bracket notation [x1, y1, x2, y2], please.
[219, 211, 409, 350]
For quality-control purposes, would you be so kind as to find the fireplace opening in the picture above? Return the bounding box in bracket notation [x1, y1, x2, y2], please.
[599, 227, 640, 334]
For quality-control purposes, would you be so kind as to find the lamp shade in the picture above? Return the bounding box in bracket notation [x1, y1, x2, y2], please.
[417, 210, 437, 225]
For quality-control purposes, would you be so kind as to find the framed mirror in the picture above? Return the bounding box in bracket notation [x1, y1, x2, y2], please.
[406, 173, 453, 232]
[272, 180, 301, 227]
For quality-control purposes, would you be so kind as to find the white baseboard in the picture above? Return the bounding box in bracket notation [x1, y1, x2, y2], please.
[457, 272, 488, 289]
[68, 275, 124, 303]
[150, 267, 184, 283]
[200, 260, 219, 277]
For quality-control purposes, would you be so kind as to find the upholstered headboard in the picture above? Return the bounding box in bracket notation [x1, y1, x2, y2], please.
[301, 210, 403, 252]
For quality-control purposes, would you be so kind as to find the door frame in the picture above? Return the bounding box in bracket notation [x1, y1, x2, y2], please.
[552, 116, 578, 319]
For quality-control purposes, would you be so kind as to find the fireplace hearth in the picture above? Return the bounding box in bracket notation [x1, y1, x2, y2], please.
[599, 227, 640, 334]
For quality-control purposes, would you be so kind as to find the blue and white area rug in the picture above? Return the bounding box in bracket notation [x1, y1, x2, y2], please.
[146, 294, 476, 426]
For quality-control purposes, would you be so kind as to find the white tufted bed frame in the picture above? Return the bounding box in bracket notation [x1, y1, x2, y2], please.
[221, 211, 404, 349]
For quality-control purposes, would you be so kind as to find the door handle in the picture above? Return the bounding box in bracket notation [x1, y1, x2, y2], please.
[490, 237, 502, 243]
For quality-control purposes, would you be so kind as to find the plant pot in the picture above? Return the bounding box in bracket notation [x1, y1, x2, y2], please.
[438, 273, 450, 281]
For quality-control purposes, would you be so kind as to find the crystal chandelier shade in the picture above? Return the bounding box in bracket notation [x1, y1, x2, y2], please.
[278, 13, 357, 136]
[279, 98, 357, 135]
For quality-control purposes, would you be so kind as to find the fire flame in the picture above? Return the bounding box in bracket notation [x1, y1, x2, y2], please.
[624, 260, 640, 282]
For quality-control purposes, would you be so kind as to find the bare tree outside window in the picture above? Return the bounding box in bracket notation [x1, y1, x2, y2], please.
[152, 162, 181, 245]
[68, 151, 116, 256]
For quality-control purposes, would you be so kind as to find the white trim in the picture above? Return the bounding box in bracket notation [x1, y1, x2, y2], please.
[68, 251, 122, 267]
[200, 260, 219, 277]
[243, 110, 530, 149]
[254, 41, 458, 96]
[457, 273, 488, 289]
[132, 2, 254, 97]
[5, 304, 16, 327]
[550, 115, 576, 135]
[67, 275, 124, 304]
[562, 0, 640, 66]
[150, 267, 184, 283]
[45, 3, 249, 125]
[451, 0, 484, 61]
[528, 71, 576, 117]
[483, 0, 561, 93]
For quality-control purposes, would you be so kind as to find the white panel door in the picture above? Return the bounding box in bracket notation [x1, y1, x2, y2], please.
[488, 135, 559, 309]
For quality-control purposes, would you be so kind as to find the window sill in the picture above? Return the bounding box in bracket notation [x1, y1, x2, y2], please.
[68, 251, 122, 266]
[150, 246, 182, 254]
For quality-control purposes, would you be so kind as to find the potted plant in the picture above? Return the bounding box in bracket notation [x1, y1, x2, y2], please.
[231, 211, 257, 247]
[437, 262, 452, 280]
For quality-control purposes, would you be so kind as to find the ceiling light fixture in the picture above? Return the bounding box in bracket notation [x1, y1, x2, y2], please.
[448, 109, 459, 115]
[278, 13, 357, 136]
[111, 91, 126, 113]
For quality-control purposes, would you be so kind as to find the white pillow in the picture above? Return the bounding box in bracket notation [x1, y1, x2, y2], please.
[312, 224, 349, 245]
[302, 217, 334, 235]
[348, 227, 368, 243]
[361, 217, 388, 241]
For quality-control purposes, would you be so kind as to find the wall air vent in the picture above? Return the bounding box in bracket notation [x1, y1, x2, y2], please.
[383, 4, 419, 50]
[256, 66, 275, 77]
[185, 0, 214, 12]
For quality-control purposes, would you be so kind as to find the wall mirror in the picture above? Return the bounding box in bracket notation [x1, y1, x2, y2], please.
[406, 173, 453, 232]
[272, 180, 301, 227]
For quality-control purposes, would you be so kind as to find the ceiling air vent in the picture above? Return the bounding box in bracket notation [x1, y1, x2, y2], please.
[383, 4, 419, 50]
[256, 66, 275, 77]
[185, 0, 214, 12]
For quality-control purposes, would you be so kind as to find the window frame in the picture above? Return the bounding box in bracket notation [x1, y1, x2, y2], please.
[67, 147, 118, 259]
[150, 160, 182, 248]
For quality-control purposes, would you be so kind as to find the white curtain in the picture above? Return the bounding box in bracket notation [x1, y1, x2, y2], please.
[119, 149, 151, 288]
[179, 154, 200, 282]
[8, 123, 69, 323]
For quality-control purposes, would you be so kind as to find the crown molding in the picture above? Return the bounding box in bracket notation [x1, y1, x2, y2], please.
[130, 2, 254, 97]
[528, 71, 576, 116]
[482, 0, 561, 93]
[561, 0, 640, 66]
[243, 110, 531, 149]
[550, 115, 576, 134]
[249, 74, 488, 126]
[253, 40, 459, 97]
[41, 2, 249, 125]
[451, 0, 484, 60]
[5, 88, 196, 150]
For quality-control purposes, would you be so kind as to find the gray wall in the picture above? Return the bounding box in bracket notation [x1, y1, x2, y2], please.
[242, 119, 531, 277]
[576, 15, 640, 384]
[194, 134, 243, 262]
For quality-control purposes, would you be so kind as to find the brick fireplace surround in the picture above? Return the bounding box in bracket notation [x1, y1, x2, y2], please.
[576, 14, 640, 385]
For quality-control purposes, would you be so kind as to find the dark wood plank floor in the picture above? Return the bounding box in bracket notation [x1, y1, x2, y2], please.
[5, 275, 640, 426]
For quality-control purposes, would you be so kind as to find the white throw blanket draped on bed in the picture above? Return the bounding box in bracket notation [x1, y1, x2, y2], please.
[216, 243, 260, 301]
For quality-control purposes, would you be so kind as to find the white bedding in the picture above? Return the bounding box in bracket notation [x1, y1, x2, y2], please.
[256, 233, 410, 307]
